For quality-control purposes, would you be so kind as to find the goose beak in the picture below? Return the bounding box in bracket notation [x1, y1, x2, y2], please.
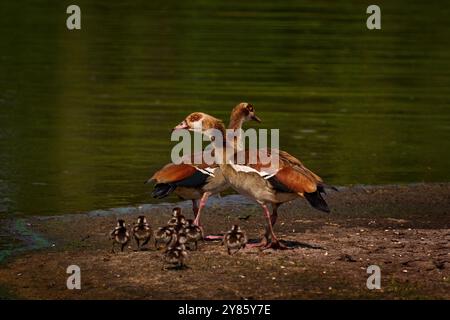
[172, 120, 189, 132]
[251, 115, 261, 123]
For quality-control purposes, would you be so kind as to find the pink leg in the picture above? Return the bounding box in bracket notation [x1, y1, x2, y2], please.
[262, 204, 287, 249]
[265, 203, 279, 241]
[192, 199, 199, 218]
[193, 192, 210, 227]
[193, 192, 223, 241]
[248, 203, 287, 250]
[271, 203, 280, 225]
[204, 234, 223, 241]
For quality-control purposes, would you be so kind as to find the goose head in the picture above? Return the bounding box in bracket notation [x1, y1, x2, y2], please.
[172, 207, 182, 217]
[231, 224, 241, 232]
[230, 102, 261, 127]
[137, 215, 146, 224]
[173, 112, 226, 138]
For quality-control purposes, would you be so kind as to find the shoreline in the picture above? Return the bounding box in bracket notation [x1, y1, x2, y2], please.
[0, 182, 449, 299]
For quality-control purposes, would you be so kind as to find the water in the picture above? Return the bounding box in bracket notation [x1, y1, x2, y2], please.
[1, 0, 450, 221]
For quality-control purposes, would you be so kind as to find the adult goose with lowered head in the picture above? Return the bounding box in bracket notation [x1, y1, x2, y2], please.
[146, 103, 261, 230]
[171, 112, 335, 249]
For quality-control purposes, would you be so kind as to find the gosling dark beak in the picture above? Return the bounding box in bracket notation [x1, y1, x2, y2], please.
[251, 115, 261, 123]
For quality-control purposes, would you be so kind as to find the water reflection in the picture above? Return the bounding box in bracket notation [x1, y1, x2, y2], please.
[0, 0, 449, 217]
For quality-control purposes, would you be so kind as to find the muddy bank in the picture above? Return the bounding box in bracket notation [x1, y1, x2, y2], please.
[0, 183, 449, 299]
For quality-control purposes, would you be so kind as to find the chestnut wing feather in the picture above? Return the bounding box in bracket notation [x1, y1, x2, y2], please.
[150, 163, 197, 184]
[235, 148, 322, 194]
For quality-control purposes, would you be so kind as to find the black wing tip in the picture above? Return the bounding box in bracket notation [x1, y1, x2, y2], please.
[304, 190, 331, 213]
[152, 183, 176, 199]
[318, 184, 339, 194]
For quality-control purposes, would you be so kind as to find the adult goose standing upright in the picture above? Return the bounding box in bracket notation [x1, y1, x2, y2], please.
[172, 112, 335, 249]
[146, 103, 261, 230]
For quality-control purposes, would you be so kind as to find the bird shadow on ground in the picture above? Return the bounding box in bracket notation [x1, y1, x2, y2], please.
[163, 265, 190, 271]
[280, 239, 326, 250]
[247, 238, 326, 250]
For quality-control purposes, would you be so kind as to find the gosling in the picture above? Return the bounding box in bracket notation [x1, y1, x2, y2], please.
[155, 226, 176, 250]
[167, 207, 186, 229]
[184, 219, 203, 250]
[223, 225, 247, 255]
[110, 219, 130, 253]
[164, 233, 188, 269]
[132, 215, 152, 250]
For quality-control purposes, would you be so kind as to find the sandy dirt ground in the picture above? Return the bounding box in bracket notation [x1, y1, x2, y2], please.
[0, 183, 449, 299]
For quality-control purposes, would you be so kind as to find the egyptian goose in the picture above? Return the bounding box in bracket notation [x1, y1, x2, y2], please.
[223, 225, 247, 255]
[146, 103, 261, 229]
[132, 216, 152, 250]
[110, 219, 130, 253]
[172, 112, 334, 249]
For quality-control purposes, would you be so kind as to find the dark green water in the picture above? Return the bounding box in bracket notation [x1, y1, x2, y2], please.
[1, 0, 450, 220]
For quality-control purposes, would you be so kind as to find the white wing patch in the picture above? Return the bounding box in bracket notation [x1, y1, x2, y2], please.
[228, 162, 277, 179]
[195, 166, 216, 177]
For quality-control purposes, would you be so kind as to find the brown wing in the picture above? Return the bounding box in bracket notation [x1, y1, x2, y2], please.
[235, 148, 323, 194]
[149, 163, 197, 184]
[272, 166, 318, 194]
[149, 151, 219, 184]
[278, 150, 323, 184]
